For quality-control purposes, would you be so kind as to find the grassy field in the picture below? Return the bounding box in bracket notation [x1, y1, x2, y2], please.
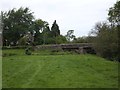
[2, 49, 118, 88]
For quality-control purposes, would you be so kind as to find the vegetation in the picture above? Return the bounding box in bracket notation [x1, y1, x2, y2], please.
[90, 22, 118, 61]
[65, 30, 76, 42]
[2, 49, 118, 88]
[1, 1, 119, 89]
[2, 8, 67, 46]
[2, 7, 34, 46]
[89, 1, 119, 61]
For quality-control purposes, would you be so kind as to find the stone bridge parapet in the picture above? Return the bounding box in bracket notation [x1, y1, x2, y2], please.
[35, 43, 95, 54]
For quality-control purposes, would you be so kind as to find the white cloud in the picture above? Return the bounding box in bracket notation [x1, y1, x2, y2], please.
[0, 0, 117, 37]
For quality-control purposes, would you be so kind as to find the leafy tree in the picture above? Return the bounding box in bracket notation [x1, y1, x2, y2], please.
[42, 26, 51, 44]
[108, 1, 120, 61]
[108, 1, 120, 26]
[2, 8, 67, 45]
[18, 35, 28, 45]
[3, 7, 34, 46]
[34, 19, 48, 33]
[65, 30, 76, 42]
[33, 19, 49, 45]
[55, 35, 67, 44]
[90, 22, 118, 61]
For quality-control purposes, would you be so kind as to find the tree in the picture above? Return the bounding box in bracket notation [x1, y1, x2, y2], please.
[3, 7, 34, 46]
[55, 35, 67, 44]
[42, 26, 51, 44]
[2, 8, 67, 45]
[50, 20, 61, 44]
[108, 1, 120, 61]
[51, 20, 60, 37]
[108, 1, 120, 26]
[33, 19, 49, 45]
[65, 30, 76, 42]
[90, 22, 118, 61]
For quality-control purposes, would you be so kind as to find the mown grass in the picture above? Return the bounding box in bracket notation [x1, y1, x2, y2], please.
[2, 49, 118, 88]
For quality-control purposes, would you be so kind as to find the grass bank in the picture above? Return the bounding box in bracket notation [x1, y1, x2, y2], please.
[2, 49, 118, 88]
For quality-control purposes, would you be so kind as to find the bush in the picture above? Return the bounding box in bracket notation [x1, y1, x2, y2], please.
[90, 22, 118, 61]
[25, 48, 31, 55]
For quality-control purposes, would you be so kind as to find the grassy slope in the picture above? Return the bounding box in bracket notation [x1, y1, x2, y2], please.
[2, 49, 118, 88]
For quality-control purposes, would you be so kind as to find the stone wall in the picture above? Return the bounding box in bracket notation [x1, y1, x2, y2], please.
[35, 43, 95, 54]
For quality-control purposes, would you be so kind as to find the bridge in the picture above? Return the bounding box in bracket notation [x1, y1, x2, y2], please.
[36, 43, 96, 54]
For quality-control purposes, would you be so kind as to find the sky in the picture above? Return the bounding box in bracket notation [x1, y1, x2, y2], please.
[0, 0, 117, 37]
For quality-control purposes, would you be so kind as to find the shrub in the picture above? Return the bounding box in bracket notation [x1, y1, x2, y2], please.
[25, 48, 31, 55]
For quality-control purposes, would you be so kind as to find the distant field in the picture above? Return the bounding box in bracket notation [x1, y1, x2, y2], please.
[2, 49, 118, 88]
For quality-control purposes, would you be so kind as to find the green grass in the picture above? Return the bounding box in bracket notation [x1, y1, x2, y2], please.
[2, 49, 118, 88]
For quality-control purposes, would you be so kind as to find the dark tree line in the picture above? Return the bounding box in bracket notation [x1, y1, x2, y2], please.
[2, 7, 67, 46]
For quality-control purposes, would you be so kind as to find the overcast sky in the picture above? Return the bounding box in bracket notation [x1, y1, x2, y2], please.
[0, 0, 117, 37]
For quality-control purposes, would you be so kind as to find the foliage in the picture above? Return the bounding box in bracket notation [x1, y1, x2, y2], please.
[51, 20, 60, 37]
[50, 20, 61, 44]
[34, 21, 66, 44]
[25, 48, 31, 55]
[55, 35, 67, 44]
[90, 22, 118, 61]
[108, 1, 120, 61]
[89, 1, 119, 61]
[42, 26, 51, 44]
[18, 35, 28, 45]
[108, 1, 120, 25]
[2, 8, 67, 45]
[3, 7, 34, 46]
[65, 30, 76, 42]
[34, 19, 49, 45]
